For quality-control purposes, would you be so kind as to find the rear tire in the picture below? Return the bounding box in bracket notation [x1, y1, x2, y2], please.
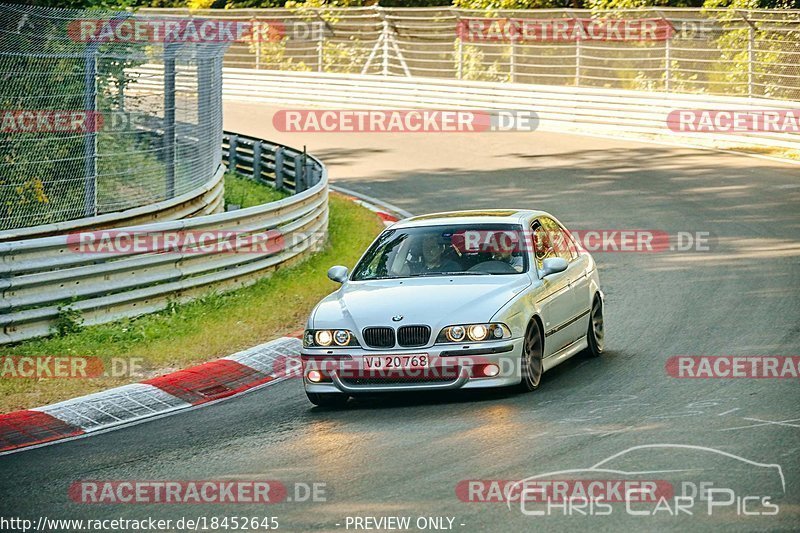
[519, 319, 544, 392]
[306, 392, 349, 407]
[586, 294, 605, 357]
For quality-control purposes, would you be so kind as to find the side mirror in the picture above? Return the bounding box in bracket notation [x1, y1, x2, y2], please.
[541, 257, 568, 278]
[327, 265, 349, 284]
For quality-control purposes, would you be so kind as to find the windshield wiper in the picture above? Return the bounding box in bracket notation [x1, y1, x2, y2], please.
[415, 271, 491, 277]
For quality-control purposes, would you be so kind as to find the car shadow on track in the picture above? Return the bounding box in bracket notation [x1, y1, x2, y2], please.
[306, 351, 612, 413]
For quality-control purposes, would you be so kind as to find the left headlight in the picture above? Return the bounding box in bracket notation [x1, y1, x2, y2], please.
[436, 323, 511, 343]
[304, 329, 360, 348]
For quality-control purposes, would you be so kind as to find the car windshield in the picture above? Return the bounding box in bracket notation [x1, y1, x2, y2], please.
[350, 223, 529, 281]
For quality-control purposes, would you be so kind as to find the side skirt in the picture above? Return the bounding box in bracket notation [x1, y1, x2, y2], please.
[543, 336, 588, 373]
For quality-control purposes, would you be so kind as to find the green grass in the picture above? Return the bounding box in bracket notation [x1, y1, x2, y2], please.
[223, 172, 288, 208]
[0, 176, 384, 413]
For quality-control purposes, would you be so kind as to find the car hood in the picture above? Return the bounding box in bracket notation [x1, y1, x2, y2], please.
[311, 275, 531, 337]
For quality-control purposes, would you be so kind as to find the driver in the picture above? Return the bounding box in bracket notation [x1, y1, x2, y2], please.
[414, 234, 461, 274]
[491, 232, 524, 272]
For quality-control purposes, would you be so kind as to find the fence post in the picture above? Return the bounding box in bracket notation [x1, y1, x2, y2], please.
[748, 25, 755, 99]
[665, 36, 671, 93]
[83, 42, 98, 217]
[254, 19, 261, 70]
[317, 25, 324, 72]
[737, 10, 757, 99]
[454, 11, 463, 80]
[252, 141, 262, 181]
[574, 18, 582, 86]
[382, 17, 389, 76]
[228, 134, 238, 171]
[510, 38, 516, 83]
[274, 146, 284, 189]
[164, 43, 177, 199]
[457, 37, 463, 80]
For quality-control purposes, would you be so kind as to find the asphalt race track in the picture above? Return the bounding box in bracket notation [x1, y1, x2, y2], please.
[2, 102, 799, 532]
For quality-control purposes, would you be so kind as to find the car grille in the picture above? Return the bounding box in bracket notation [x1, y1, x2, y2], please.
[362, 327, 395, 348]
[397, 325, 431, 347]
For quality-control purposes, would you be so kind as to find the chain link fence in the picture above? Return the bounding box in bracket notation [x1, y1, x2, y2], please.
[0, 4, 228, 232]
[142, 6, 800, 102]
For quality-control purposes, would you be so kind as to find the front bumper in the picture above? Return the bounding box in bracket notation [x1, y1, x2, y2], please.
[301, 338, 524, 394]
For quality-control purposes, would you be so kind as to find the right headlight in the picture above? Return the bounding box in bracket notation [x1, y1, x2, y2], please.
[436, 323, 511, 343]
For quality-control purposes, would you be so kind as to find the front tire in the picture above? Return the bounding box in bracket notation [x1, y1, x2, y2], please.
[306, 392, 349, 407]
[519, 319, 544, 392]
[586, 294, 605, 357]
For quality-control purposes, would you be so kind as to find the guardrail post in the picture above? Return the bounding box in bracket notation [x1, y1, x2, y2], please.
[305, 160, 316, 187]
[252, 141, 262, 181]
[228, 134, 239, 171]
[274, 146, 285, 189]
[164, 43, 178, 199]
[294, 154, 306, 192]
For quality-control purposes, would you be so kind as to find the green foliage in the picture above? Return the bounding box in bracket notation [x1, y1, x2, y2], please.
[452, 0, 571, 9]
[53, 303, 84, 337]
[223, 172, 287, 209]
[454, 39, 509, 81]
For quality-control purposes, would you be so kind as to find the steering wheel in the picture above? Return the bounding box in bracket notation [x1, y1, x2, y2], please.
[468, 260, 518, 274]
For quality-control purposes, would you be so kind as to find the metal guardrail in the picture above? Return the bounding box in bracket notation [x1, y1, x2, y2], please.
[0, 134, 328, 345]
[222, 69, 800, 152]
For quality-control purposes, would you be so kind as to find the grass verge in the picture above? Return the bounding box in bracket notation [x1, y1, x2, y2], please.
[0, 175, 384, 413]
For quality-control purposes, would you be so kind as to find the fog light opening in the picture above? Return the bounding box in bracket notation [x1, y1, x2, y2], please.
[483, 364, 500, 377]
[307, 370, 323, 383]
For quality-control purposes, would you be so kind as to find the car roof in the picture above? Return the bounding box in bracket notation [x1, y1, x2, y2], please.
[391, 209, 550, 229]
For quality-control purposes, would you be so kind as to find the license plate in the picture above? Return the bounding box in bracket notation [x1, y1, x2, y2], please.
[362, 354, 429, 370]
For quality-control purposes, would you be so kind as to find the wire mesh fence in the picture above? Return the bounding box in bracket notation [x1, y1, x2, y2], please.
[0, 4, 228, 231]
[142, 6, 800, 102]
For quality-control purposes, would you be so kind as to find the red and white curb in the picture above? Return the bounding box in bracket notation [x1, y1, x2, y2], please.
[330, 185, 412, 227]
[0, 337, 302, 456]
[0, 189, 408, 455]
